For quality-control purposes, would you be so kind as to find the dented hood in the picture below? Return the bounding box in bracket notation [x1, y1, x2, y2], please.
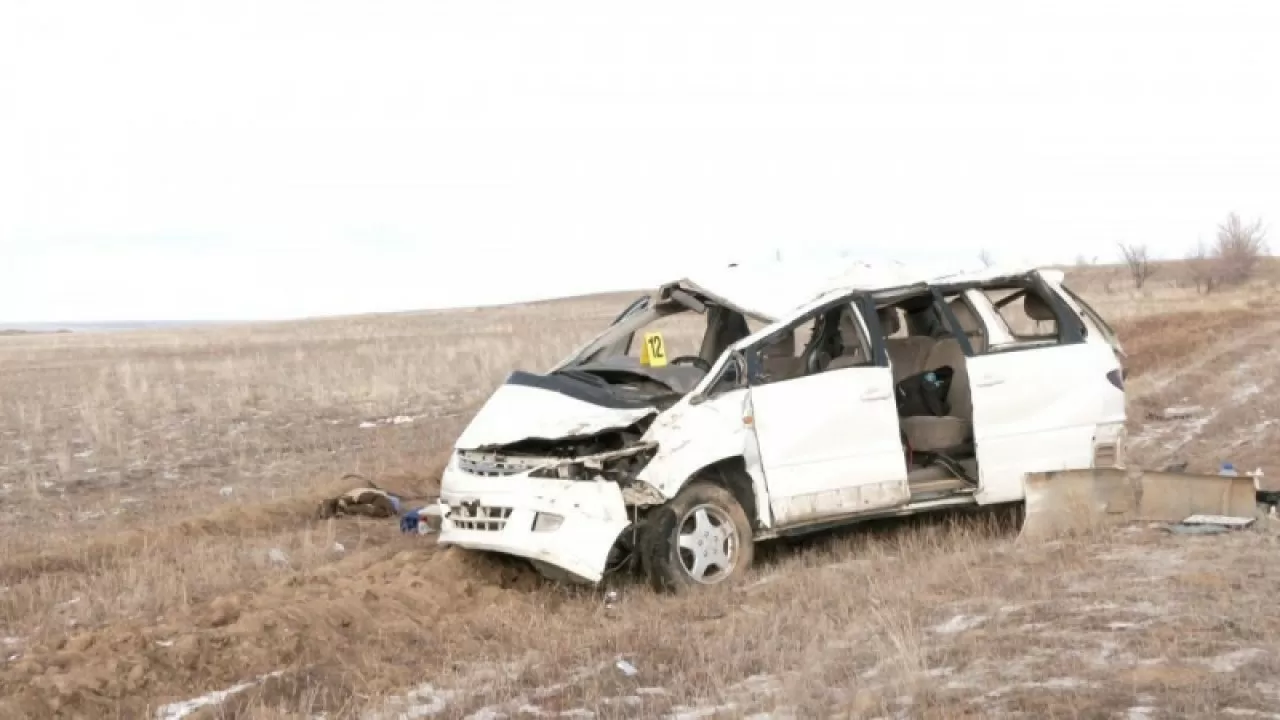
[454, 371, 659, 450]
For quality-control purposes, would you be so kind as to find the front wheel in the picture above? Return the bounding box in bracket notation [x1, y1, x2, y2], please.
[640, 482, 754, 592]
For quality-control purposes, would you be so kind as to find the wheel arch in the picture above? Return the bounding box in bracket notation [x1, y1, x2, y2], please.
[683, 455, 771, 531]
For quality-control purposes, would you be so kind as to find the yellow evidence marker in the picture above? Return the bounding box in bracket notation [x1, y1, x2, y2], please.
[640, 331, 668, 367]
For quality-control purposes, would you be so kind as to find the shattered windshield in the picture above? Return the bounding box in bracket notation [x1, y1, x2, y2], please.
[552, 291, 764, 396]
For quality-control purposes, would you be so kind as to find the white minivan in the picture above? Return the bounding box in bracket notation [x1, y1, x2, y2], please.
[438, 263, 1127, 591]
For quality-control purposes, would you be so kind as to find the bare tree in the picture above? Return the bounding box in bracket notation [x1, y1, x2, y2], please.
[1214, 212, 1269, 286]
[978, 249, 994, 268]
[1187, 240, 1217, 294]
[1118, 243, 1156, 289]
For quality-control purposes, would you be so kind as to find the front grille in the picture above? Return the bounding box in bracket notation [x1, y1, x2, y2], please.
[448, 503, 514, 531]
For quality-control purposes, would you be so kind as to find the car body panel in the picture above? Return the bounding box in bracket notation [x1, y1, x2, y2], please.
[453, 379, 656, 451]
[750, 364, 910, 525]
[968, 342, 1112, 503]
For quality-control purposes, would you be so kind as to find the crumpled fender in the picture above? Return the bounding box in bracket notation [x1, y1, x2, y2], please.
[635, 389, 773, 529]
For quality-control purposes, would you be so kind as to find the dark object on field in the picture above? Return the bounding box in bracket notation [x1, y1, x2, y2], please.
[317, 483, 403, 519]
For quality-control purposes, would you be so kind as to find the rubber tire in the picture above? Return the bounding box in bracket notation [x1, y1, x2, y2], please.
[639, 481, 755, 593]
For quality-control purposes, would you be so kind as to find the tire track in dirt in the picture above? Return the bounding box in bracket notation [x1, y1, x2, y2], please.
[1127, 315, 1280, 472]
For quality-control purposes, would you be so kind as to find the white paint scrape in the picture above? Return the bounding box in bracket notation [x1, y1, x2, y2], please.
[1201, 648, 1267, 674]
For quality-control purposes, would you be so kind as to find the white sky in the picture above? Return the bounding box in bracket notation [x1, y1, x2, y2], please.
[3, 1, 1279, 323]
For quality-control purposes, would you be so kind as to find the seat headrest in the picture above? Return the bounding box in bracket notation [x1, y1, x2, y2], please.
[877, 307, 901, 335]
[947, 299, 983, 335]
[839, 309, 862, 343]
[1023, 292, 1057, 322]
[763, 331, 795, 357]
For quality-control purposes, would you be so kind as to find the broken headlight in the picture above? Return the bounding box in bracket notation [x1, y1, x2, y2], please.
[528, 442, 658, 482]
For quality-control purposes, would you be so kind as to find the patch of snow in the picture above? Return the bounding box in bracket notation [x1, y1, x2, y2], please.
[982, 677, 1092, 699]
[1222, 710, 1280, 719]
[637, 688, 668, 696]
[156, 670, 284, 720]
[931, 614, 988, 634]
[1200, 648, 1267, 673]
[1234, 383, 1264, 403]
[1126, 707, 1156, 720]
[360, 415, 420, 429]
[669, 704, 738, 720]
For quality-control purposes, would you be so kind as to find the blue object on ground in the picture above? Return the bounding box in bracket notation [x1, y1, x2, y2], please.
[400, 509, 422, 533]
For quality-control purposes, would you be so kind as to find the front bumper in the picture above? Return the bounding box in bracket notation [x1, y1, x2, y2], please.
[438, 464, 632, 584]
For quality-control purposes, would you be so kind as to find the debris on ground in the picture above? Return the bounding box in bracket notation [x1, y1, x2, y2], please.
[1021, 467, 1259, 541]
[1164, 514, 1257, 535]
[1151, 405, 1202, 421]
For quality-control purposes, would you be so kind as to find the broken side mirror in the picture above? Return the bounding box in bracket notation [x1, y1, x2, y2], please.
[691, 353, 744, 405]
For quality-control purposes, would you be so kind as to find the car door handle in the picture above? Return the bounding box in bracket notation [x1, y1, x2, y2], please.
[861, 389, 891, 401]
[975, 375, 1004, 387]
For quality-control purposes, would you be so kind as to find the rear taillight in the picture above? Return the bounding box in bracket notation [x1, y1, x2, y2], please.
[1106, 369, 1124, 390]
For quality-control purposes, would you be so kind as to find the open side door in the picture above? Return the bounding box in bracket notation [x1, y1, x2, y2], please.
[957, 272, 1119, 504]
[745, 292, 910, 527]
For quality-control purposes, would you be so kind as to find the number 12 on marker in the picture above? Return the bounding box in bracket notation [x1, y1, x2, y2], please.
[641, 332, 667, 367]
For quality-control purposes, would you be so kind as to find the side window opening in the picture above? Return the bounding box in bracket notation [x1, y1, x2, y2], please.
[751, 301, 873, 386]
[972, 283, 1080, 349]
[940, 294, 989, 354]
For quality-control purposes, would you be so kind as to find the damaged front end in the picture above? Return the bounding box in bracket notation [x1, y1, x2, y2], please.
[438, 372, 674, 584]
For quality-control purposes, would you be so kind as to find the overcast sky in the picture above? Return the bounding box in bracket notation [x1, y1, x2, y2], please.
[3, 1, 1279, 322]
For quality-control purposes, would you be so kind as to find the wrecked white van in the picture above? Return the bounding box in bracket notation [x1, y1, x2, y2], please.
[438, 264, 1127, 591]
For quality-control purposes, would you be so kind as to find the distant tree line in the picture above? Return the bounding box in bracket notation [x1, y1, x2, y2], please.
[1115, 211, 1270, 293]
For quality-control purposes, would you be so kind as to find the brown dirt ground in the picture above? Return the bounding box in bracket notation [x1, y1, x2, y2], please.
[3, 263, 1280, 718]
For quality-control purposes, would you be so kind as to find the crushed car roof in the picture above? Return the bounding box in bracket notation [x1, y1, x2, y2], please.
[670, 260, 1049, 321]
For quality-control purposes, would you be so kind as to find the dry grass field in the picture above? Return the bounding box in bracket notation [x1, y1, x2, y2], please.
[4, 262, 1280, 719]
